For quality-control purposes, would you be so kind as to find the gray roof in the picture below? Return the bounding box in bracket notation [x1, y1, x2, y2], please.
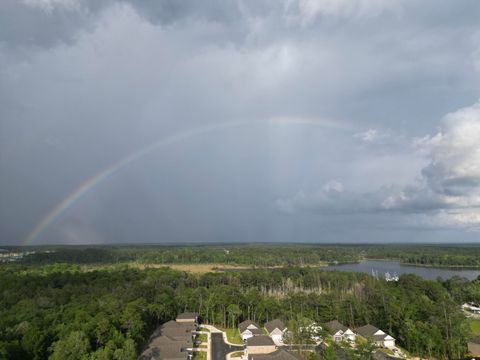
[324, 320, 347, 334]
[150, 335, 192, 348]
[355, 324, 380, 338]
[162, 320, 182, 329]
[140, 335, 190, 360]
[176, 312, 198, 320]
[355, 324, 394, 342]
[249, 349, 301, 360]
[160, 326, 193, 339]
[140, 344, 187, 360]
[265, 319, 286, 333]
[246, 335, 275, 347]
[239, 320, 260, 333]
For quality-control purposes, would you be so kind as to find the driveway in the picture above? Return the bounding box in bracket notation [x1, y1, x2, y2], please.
[211, 333, 244, 360]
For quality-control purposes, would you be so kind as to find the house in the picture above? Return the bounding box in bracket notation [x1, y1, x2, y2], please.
[139, 343, 190, 360]
[160, 322, 196, 341]
[139, 317, 199, 360]
[176, 312, 199, 324]
[140, 318, 198, 360]
[355, 325, 395, 349]
[246, 335, 276, 356]
[324, 320, 355, 343]
[239, 320, 263, 341]
[248, 349, 301, 360]
[468, 337, 480, 356]
[264, 319, 287, 343]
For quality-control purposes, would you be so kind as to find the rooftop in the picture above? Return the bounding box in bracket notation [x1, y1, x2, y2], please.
[247, 335, 275, 347]
[249, 349, 301, 360]
[239, 320, 261, 333]
[324, 320, 348, 334]
[265, 319, 286, 333]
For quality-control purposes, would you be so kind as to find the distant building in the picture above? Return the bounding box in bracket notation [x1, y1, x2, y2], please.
[246, 335, 276, 356]
[355, 325, 395, 348]
[239, 320, 263, 341]
[264, 319, 287, 344]
[324, 320, 355, 343]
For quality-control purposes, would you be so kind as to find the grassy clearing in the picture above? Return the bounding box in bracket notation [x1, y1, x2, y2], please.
[230, 351, 244, 358]
[225, 328, 243, 345]
[131, 263, 252, 273]
[469, 319, 480, 337]
[193, 351, 207, 360]
[197, 334, 208, 343]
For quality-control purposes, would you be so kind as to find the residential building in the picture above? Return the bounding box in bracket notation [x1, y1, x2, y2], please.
[264, 319, 287, 344]
[355, 325, 395, 349]
[324, 320, 355, 343]
[239, 320, 263, 341]
[248, 349, 301, 360]
[246, 335, 276, 356]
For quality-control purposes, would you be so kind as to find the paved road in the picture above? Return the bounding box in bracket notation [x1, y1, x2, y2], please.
[211, 333, 243, 360]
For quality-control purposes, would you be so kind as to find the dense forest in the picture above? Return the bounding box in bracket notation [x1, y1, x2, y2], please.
[0, 258, 478, 359]
[13, 244, 480, 268]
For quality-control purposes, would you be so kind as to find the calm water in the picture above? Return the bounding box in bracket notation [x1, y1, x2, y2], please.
[324, 260, 480, 280]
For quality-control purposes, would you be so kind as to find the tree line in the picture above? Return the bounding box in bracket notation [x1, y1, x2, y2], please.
[0, 263, 474, 359]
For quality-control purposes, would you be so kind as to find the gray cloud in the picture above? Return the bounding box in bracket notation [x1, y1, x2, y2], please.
[278, 101, 480, 229]
[2, 1, 480, 244]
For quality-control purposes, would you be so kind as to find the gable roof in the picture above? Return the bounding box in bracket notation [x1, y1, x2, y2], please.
[356, 325, 393, 342]
[325, 320, 347, 334]
[162, 320, 181, 328]
[248, 349, 301, 360]
[160, 326, 192, 339]
[140, 335, 189, 360]
[239, 320, 260, 333]
[246, 335, 275, 347]
[265, 319, 286, 333]
[355, 324, 381, 337]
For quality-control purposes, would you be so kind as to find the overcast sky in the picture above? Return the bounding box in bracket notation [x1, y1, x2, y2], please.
[2, 0, 480, 245]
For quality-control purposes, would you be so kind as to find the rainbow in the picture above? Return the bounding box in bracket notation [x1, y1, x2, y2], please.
[24, 117, 356, 245]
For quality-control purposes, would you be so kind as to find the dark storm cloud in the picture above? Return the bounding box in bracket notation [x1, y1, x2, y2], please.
[2, 0, 480, 244]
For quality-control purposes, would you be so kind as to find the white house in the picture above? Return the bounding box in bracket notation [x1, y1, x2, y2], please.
[239, 320, 263, 341]
[355, 324, 395, 349]
[264, 319, 287, 344]
[324, 320, 356, 343]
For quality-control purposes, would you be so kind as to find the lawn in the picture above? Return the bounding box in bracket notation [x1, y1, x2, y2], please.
[469, 319, 480, 337]
[193, 351, 207, 360]
[225, 328, 243, 345]
[230, 351, 244, 358]
[197, 333, 208, 343]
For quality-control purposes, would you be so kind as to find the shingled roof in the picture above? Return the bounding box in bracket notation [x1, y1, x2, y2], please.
[355, 324, 381, 337]
[239, 320, 261, 333]
[324, 320, 347, 334]
[265, 319, 286, 333]
[246, 335, 275, 347]
[355, 324, 394, 342]
[248, 349, 301, 360]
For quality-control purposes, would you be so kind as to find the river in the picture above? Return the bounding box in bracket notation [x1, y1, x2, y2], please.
[324, 259, 480, 280]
